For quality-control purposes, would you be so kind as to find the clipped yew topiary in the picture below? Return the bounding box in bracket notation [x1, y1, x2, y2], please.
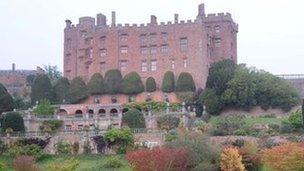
[0, 83, 14, 114]
[161, 71, 175, 93]
[53, 77, 70, 104]
[122, 108, 146, 128]
[176, 72, 196, 92]
[30, 74, 54, 104]
[88, 73, 106, 95]
[2, 112, 25, 132]
[69, 77, 88, 104]
[145, 77, 157, 92]
[122, 72, 144, 95]
[105, 69, 123, 94]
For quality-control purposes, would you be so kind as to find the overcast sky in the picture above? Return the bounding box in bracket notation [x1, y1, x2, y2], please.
[0, 0, 303, 74]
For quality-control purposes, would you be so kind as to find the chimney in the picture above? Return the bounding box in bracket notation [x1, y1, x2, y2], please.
[12, 63, 15, 71]
[65, 19, 72, 28]
[174, 14, 179, 23]
[111, 11, 116, 27]
[97, 13, 106, 27]
[198, 3, 205, 18]
[150, 15, 157, 24]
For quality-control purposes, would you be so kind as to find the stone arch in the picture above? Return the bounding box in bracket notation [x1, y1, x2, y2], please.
[98, 108, 106, 117]
[58, 109, 68, 115]
[110, 108, 118, 117]
[75, 110, 83, 118]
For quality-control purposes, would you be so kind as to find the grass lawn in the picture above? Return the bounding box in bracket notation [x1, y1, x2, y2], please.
[0, 154, 132, 171]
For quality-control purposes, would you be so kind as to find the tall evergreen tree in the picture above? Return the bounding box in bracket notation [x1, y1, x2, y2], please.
[161, 71, 175, 93]
[70, 77, 88, 104]
[53, 77, 70, 104]
[122, 72, 144, 94]
[0, 83, 14, 114]
[176, 72, 196, 92]
[145, 77, 157, 92]
[30, 74, 54, 104]
[104, 69, 123, 94]
[2, 112, 25, 132]
[87, 73, 106, 95]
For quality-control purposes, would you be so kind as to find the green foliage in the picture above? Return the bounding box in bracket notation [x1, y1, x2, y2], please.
[53, 77, 70, 104]
[0, 83, 14, 113]
[7, 144, 45, 160]
[47, 158, 80, 171]
[161, 71, 175, 93]
[30, 74, 54, 104]
[39, 120, 63, 132]
[122, 72, 144, 94]
[212, 115, 246, 136]
[105, 69, 123, 94]
[157, 115, 180, 130]
[1, 112, 25, 132]
[33, 99, 55, 115]
[206, 59, 236, 95]
[43, 65, 62, 84]
[200, 89, 222, 115]
[101, 156, 125, 169]
[55, 141, 72, 155]
[104, 128, 133, 147]
[124, 101, 182, 112]
[122, 108, 146, 128]
[288, 110, 303, 128]
[13, 95, 31, 110]
[145, 77, 157, 92]
[87, 73, 106, 95]
[176, 72, 196, 92]
[69, 77, 88, 104]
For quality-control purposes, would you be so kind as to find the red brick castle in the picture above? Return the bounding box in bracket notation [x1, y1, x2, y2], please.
[63, 3, 238, 103]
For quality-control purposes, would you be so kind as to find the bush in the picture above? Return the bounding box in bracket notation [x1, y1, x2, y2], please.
[69, 77, 88, 104]
[7, 144, 46, 161]
[30, 74, 54, 104]
[122, 108, 146, 128]
[161, 71, 175, 93]
[55, 141, 72, 155]
[104, 128, 133, 152]
[238, 140, 261, 171]
[127, 147, 190, 171]
[288, 109, 303, 129]
[145, 77, 156, 92]
[124, 101, 182, 112]
[39, 120, 63, 133]
[0, 83, 14, 114]
[176, 72, 196, 92]
[157, 115, 180, 131]
[34, 99, 55, 115]
[47, 158, 80, 171]
[53, 77, 70, 104]
[262, 143, 304, 171]
[12, 155, 40, 171]
[122, 72, 144, 94]
[220, 147, 245, 171]
[72, 142, 79, 155]
[105, 69, 123, 94]
[92, 136, 106, 153]
[200, 89, 222, 115]
[87, 73, 106, 95]
[212, 115, 245, 136]
[1, 112, 25, 132]
[102, 156, 125, 169]
[17, 137, 50, 149]
[0, 140, 7, 154]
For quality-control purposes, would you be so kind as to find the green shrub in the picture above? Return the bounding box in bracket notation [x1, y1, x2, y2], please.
[0, 83, 14, 114]
[55, 141, 72, 155]
[47, 158, 80, 171]
[200, 89, 222, 115]
[124, 101, 182, 112]
[1, 112, 25, 132]
[122, 72, 144, 94]
[53, 77, 70, 104]
[87, 73, 106, 95]
[145, 77, 156, 92]
[105, 69, 123, 94]
[104, 128, 133, 152]
[39, 120, 63, 132]
[102, 156, 125, 168]
[34, 99, 55, 115]
[161, 71, 175, 93]
[157, 115, 180, 131]
[122, 108, 146, 128]
[212, 115, 246, 136]
[69, 77, 88, 104]
[176, 72, 196, 92]
[30, 74, 54, 104]
[7, 144, 45, 161]
[288, 110, 303, 128]
[0, 140, 7, 154]
[72, 142, 79, 155]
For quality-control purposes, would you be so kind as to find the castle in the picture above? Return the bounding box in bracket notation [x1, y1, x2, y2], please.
[63, 3, 238, 92]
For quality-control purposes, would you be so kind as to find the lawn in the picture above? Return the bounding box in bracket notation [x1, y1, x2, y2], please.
[0, 154, 132, 171]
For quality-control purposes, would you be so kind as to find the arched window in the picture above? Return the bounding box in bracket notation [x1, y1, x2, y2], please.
[110, 108, 118, 117]
[75, 110, 83, 118]
[88, 109, 94, 118]
[98, 109, 106, 117]
[122, 108, 129, 114]
[58, 109, 68, 115]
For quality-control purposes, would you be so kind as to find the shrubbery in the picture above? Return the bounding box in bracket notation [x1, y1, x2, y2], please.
[122, 72, 144, 94]
[104, 128, 133, 154]
[0, 83, 14, 114]
[87, 73, 106, 95]
[175, 72, 196, 92]
[145, 77, 156, 92]
[220, 147, 245, 171]
[53, 77, 70, 104]
[55, 141, 72, 155]
[122, 108, 146, 128]
[157, 115, 180, 131]
[69, 77, 88, 104]
[33, 99, 54, 115]
[124, 101, 182, 112]
[161, 71, 175, 93]
[7, 144, 46, 161]
[12, 155, 40, 171]
[39, 120, 63, 133]
[31, 74, 54, 104]
[104, 69, 123, 94]
[1, 112, 25, 132]
[101, 156, 126, 169]
[47, 158, 80, 171]
[212, 115, 245, 136]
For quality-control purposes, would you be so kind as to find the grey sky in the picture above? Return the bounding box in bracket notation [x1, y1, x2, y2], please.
[0, 0, 303, 74]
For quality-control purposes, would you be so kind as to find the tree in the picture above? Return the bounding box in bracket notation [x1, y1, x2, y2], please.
[220, 147, 245, 171]
[69, 77, 88, 104]
[53, 77, 70, 104]
[122, 72, 144, 94]
[206, 59, 236, 95]
[26, 74, 36, 86]
[161, 71, 175, 93]
[104, 69, 123, 94]
[30, 74, 54, 104]
[33, 99, 55, 115]
[157, 115, 180, 131]
[145, 77, 157, 92]
[2, 112, 25, 132]
[0, 83, 14, 114]
[43, 65, 62, 83]
[122, 108, 146, 128]
[200, 89, 222, 115]
[176, 72, 196, 92]
[87, 73, 106, 95]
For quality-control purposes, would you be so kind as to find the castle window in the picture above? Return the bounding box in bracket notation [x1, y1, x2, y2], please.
[180, 37, 188, 52]
[100, 49, 107, 57]
[120, 60, 128, 71]
[151, 60, 157, 71]
[161, 32, 168, 41]
[85, 48, 93, 59]
[66, 38, 72, 49]
[100, 36, 106, 44]
[85, 37, 93, 45]
[150, 33, 157, 44]
[141, 61, 148, 72]
[65, 125, 72, 130]
[215, 38, 221, 47]
[161, 44, 169, 53]
[140, 34, 147, 44]
[171, 59, 175, 69]
[140, 46, 149, 54]
[120, 34, 128, 42]
[150, 45, 157, 54]
[80, 30, 87, 38]
[215, 25, 221, 33]
[100, 62, 106, 72]
[183, 59, 188, 68]
[120, 46, 128, 54]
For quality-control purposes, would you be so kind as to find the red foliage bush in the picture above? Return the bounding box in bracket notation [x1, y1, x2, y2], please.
[126, 147, 190, 171]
